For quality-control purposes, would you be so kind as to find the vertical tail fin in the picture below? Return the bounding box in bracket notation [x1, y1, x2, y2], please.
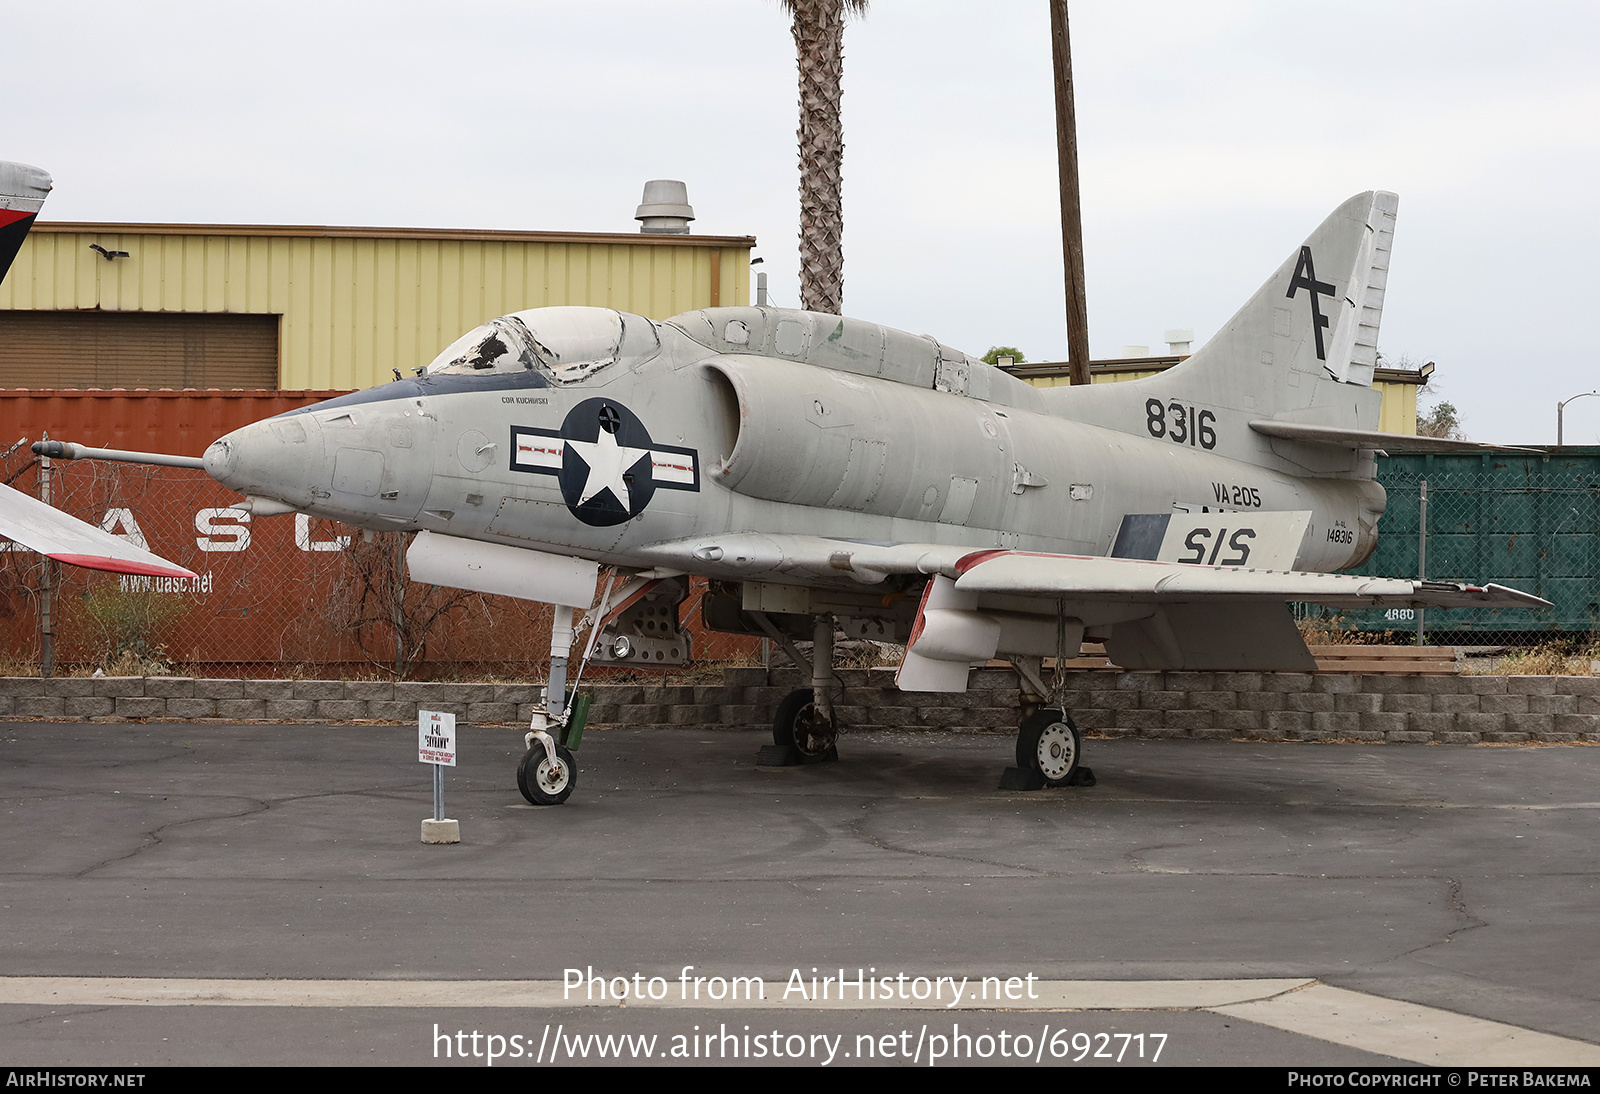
[0, 162, 52, 287]
[1180, 190, 1398, 398]
[1045, 191, 1402, 470]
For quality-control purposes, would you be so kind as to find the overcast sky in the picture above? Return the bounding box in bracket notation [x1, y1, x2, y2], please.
[5, 1, 1598, 442]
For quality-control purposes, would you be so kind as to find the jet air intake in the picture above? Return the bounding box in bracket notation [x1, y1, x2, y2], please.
[703, 357, 1015, 526]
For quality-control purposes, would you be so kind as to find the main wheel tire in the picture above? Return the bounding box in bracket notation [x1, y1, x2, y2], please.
[1016, 709, 1081, 787]
[517, 743, 577, 805]
[772, 687, 838, 759]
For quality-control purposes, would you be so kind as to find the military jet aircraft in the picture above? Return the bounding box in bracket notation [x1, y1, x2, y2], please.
[29, 191, 1546, 803]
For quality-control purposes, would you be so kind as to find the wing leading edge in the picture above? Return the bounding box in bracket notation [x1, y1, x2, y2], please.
[637, 532, 1545, 688]
[949, 549, 1546, 610]
[894, 549, 1547, 690]
[0, 482, 196, 580]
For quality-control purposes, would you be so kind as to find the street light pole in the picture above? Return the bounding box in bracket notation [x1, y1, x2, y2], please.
[1557, 391, 1600, 446]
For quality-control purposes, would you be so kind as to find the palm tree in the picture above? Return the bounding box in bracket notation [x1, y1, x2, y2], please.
[782, 0, 868, 315]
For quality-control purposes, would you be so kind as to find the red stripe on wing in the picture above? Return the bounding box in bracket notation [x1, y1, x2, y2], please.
[50, 554, 198, 580]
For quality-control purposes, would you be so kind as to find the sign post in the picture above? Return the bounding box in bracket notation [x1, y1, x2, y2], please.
[418, 709, 460, 844]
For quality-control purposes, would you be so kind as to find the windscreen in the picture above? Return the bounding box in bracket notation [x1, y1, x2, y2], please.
[423, 307, 660, 383]
[424, 316, 539, 375]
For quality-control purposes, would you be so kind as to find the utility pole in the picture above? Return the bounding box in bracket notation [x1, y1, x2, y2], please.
[1050, 0, 1091, 386]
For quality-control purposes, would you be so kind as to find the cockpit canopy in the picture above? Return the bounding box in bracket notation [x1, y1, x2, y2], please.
[423, 306, 660, 384]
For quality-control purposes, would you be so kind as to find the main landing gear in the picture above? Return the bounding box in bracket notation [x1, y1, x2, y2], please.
[759, 614, 842, 766]
[1001, 656, 1095, 791]
[1016, 708, 1086, 787]
[772, 687, 839, 762]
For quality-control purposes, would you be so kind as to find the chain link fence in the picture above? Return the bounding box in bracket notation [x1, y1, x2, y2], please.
[0, 442, 758, 678]
[1304, 450, 1600, 651]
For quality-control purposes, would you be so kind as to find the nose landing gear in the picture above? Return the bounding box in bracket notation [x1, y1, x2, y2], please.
[518, 737, 577, 805]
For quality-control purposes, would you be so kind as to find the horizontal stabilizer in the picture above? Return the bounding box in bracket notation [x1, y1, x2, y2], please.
[0, 481, 195, 579]
[1248, 420, 1539, 454]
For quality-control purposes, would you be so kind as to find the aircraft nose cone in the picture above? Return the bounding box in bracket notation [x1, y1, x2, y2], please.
[204, 413, 324, 507]
[202, 437, 236, 481]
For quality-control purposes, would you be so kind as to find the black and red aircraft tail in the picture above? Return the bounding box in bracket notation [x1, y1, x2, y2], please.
[0, 162, 52, 286]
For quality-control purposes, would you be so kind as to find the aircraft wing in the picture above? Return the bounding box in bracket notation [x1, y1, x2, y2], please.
[896, 549, 1547, 688]
[639, 532, 1543, 610]
[639, 533, 1547, 688]
[949, 549, 1547, 611]
[0, 481, 196, 579]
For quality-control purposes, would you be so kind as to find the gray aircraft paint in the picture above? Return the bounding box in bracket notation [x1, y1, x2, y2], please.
[201, 192, 1539, 682]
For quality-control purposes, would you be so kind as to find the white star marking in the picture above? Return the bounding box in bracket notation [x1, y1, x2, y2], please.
[566, 429, 651, 510]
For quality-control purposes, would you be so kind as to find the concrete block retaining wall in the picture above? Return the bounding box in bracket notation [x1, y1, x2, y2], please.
[1, 667, 1598, 744]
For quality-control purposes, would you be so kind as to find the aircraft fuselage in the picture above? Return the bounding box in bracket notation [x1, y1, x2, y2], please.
[204, 306, 1382, 588]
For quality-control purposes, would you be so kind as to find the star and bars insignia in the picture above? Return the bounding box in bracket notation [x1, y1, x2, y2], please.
[509, 397, 700, 527]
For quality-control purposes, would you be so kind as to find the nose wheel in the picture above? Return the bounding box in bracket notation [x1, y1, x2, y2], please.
[518, 743, 577, 805]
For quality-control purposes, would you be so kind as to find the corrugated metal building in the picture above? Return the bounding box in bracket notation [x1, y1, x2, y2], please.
[0, 222, 754, 391]
[2, 221, 1424, 435]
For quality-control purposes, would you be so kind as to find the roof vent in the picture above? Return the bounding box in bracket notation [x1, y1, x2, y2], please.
[635, 180, 695, 235]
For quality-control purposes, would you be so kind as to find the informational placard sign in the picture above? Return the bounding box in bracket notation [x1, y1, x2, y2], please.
[419, 710, 457, 767]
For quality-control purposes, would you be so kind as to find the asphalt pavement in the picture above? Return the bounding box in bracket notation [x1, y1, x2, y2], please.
[2, 720, 1597, 1067]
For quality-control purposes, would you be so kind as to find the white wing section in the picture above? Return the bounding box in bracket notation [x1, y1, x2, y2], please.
[637, 533, 1546, 687]
[0, 481, 196, 579]
[635, 533, 1544, 613]
[950, 550, 1547, 610]
[895, 549, 1547, 690]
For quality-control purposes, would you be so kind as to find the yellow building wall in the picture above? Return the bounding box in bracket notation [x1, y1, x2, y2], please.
[0, 225, 752, 390]
[1374, 379, 1418, 434]
[1020, 369, 1419, 434]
